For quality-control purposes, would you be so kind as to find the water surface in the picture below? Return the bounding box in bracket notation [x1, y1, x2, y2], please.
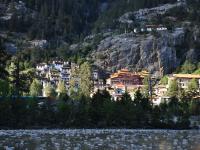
[0, 129, 200, 150]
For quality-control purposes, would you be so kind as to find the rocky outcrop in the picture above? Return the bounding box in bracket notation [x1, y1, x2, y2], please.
[119, 2, 186, 24]
[91, 28, 186, 75]
[0, 1, 35, 21]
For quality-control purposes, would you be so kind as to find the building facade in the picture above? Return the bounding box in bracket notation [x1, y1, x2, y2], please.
[106, 69, 144, 100]
[170, 74, 200, 90]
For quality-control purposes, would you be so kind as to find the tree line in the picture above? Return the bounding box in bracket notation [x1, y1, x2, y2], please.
[0, 89, 199, 129]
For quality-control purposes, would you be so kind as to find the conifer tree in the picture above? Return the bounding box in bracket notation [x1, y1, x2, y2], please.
[30, 79, 42, 97]
[0, 79, 9, 96]
[43, 83, 56, 97]
[8, 57, 20, 96]
[69, 66, 80, 99]
[57, 80, 67, 96]
[79, 62, 92, 97]
[188, 79, 198, 91]
[0, 39, 8, 80]
[167, 79, 178, 97]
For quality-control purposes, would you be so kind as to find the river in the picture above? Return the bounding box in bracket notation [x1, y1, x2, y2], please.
[0, 129, 200, 150]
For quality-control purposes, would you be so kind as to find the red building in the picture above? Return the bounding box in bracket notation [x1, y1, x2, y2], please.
[106, 69, 144, 100]
[107, 69, 143, 88]
[107, 69, 143, 87]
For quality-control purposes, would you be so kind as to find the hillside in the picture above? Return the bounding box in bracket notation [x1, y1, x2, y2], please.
[0, 0, 177, 42]
[91, 1, 200, 75]
[0, 0, 200, 75]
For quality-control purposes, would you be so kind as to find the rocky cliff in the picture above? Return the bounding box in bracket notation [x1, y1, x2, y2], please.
[89, 1, 200, 75]
[91, 28, 190, 75]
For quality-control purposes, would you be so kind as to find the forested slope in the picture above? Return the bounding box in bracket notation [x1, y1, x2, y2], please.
[0, 0, 177, 42]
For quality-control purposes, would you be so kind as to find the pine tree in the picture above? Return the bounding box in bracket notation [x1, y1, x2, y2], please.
[69, 66, 80, 99]
[0, 39, 9, 80]
[7, 56, 31, 96]
[56, 81, 69, 100]
[187, 79, 199, 96]
[160, 76, 169, 85]
[133, 90, 152, 126]
[181, 60, 196, 74]
[30, 79, 42, 97]
[142, 76, 153, 98]
[79, 62, 92, 97]
[8, 57, 20, 96]
[167, 79, 178, 97]
[56, 80, 67, 96]
[188, 79, 198, 91]
[0, 79, 9, 96]
[43, 83, 56, 97]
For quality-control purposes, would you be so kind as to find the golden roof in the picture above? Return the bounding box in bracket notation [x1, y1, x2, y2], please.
[110, 69, 149, 79]
[110, 69, 136, 79]
[173, 74, 200, 79]
[137, 70, 150, 78]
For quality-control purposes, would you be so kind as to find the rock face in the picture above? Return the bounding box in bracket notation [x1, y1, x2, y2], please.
[0, 1, 35, 22]
[91, 28, 186, 75]
[119, 2, 186, 24]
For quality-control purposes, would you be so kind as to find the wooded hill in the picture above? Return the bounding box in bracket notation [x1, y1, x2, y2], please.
[0, 0, 177, 42]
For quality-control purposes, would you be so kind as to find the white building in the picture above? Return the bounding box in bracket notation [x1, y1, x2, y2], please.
[146, 25, 168, 32]
[36, 63, 48, 71]
[170, 74, 200, 90]
[36, 61, 105, 97]
[157, 27, 167, 31]
[36, 61, 73, 96]
[30, 40, 47, 48]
